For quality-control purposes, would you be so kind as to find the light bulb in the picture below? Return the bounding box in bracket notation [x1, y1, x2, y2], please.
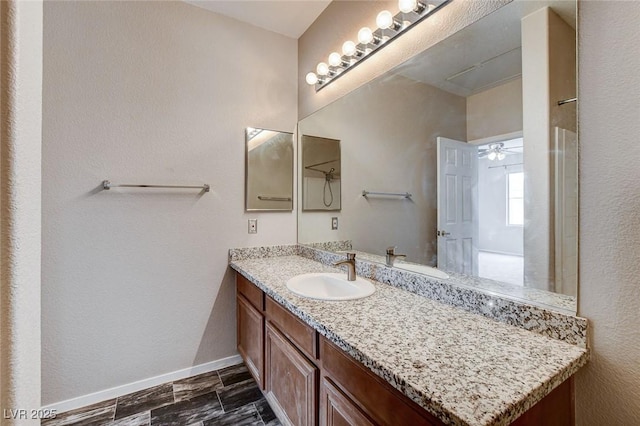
[342, 40, 357, 56]
[358, 27, 374, 44]
[497, 152, 506, 161]
[328, 52, 342, 67]
[488, 151, 497, 161]
[316, 62, 329, 76]
[376, 10, 394, 29]
[399, 0, 417, 13]
[305, 72, 318, 85]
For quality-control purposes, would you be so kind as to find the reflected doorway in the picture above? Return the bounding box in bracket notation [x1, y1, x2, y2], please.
[477, 137, 524, 286]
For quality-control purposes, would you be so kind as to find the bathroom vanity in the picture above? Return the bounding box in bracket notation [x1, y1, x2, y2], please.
[229, 246, 589, 426]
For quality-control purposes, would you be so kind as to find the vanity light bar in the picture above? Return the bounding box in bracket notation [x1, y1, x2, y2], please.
[306, 0, 450, 92]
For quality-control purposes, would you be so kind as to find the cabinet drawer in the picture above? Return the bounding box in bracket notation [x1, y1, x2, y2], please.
[266, 296, 318, 360]
[320, 337, 441, 426]
[237, 274, 264, 311]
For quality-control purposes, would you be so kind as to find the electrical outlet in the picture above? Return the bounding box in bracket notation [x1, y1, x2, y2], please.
[331, 217, 338, 230]
[248, 219, 258, 234]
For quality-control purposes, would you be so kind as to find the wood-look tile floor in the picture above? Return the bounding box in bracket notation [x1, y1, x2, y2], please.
[42, 364, 280, 426]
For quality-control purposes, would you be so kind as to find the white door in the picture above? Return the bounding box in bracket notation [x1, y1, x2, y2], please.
[437, 137, 479, 275]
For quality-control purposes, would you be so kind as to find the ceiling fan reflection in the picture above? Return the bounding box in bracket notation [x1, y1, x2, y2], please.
[478, 142, 522, 161]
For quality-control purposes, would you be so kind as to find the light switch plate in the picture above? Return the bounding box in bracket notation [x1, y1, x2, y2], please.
[331, 217, 338, 230]
[248, 219, 258, 234]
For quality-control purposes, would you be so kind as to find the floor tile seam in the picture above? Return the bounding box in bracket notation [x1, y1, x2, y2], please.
[109, 398, 118, 422]
[215, 369, 223, 390]
[171, 380, 179, 405]
[215, 390, 225, 415]
[251, 402, 267, 426]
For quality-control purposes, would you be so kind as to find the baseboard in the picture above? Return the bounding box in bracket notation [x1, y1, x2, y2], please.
[42, 354, 243, 414]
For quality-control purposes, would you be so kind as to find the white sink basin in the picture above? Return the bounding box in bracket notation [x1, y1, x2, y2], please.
[286, 273, 375, 301]
[395, 263, 449, 279]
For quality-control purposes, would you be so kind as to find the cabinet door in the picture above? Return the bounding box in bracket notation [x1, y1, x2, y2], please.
[320, 337, 441, 426]
[265, 322, 317, 426]
[320, 376, 374, 426]
[237, 295, 264, 389]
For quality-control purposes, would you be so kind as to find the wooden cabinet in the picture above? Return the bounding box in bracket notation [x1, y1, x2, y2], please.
[236, 273, 575, 426]
[265, 322, 318, 426]
[237, 274, 265, 389]
[320, 377, 374, 426]
[266, 296, 318, 360]
[320, 337, 439, 426]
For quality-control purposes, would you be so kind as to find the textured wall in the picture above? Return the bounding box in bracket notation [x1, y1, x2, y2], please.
[575, 1, 640, 423]
[0, 0, 43, 423]
[42, 1, 297, 405]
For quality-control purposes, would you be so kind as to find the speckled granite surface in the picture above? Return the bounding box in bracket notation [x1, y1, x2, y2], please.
[229, 255, 589, 426]
[306, 246, 578, 314]
[298, 246, 588, 347]
[229, 245, 298, 262]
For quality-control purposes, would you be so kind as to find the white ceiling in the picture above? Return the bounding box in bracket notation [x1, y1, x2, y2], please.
[184, 1, 332, 39]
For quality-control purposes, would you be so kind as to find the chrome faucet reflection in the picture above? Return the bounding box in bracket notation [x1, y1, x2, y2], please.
[333, 252, 356, 281]
[386, 246, 407, 267]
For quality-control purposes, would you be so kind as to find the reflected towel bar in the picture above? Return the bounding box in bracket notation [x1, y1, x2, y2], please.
[258, 195, 292, 202]
[102, 180, 210, 192]
[557, 97, 577, 106]
[362, 190, 412, 199]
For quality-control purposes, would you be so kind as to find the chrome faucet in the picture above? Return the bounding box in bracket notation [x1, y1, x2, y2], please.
[334, 252, 356, 281]
[386, 246, 407, 267]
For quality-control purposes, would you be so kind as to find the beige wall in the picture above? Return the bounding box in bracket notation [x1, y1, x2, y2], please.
[466, 77, 523, 142]
[42, 1, 297, 406]
[576, 1, 640, 423]
[0, 0, 43, 422]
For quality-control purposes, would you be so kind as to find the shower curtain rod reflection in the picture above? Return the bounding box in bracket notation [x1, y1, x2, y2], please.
[487, 162, 523, 169]
[304, 159, 339, 169]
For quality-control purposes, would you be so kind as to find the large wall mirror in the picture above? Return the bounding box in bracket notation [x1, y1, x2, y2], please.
[246, 127, 294, 211]
[297, 0, 578, 313]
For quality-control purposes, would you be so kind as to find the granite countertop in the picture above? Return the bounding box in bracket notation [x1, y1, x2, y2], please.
[230, 254, 589, 426]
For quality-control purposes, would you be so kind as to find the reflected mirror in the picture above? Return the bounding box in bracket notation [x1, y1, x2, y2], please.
[245, 127, 293, 211]
[301, 135, 341, 211]
[297, 0, 577, 312]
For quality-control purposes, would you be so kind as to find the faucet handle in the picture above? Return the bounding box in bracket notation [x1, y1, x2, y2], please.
[386, 246, 397, 255]
[345, 252, 356, 260]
